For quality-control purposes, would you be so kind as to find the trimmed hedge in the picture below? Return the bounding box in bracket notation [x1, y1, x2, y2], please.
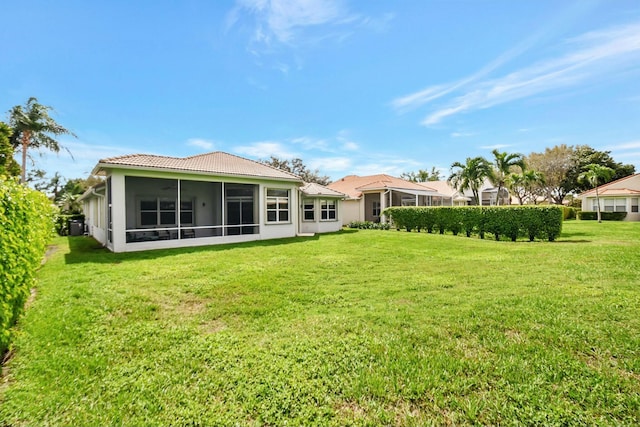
[0, 177, 56, 356]
[384, 205, 563, 242]
[347, 221, 391, 230]
[578, 211, 627, 221]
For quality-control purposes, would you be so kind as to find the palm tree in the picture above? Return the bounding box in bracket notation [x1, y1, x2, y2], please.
[448, 156, 492, 205]
[578, 164, 614, 223]
[490, 149, 525, 205]
[507, 170, 545, 205]
[8, 97, 76, 183]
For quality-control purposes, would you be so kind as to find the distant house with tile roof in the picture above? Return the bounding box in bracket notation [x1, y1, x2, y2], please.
[79, 152, 345, 252]
[577, 173, 640, 221]
[327, 174, 456, 225]
[327, 174, 510, 225]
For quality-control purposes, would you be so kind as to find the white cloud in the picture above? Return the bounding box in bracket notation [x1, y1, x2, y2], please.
[308, 156, 352, 171]
[480, 144, 511, 150]
[187, 138, 216, 151]
[290, 136, 330, 151]
[605, 140, 640, 151]
[395, 20, 640, 126]
[451, 132, 475, 138]
[234, 141, 297, 159]
[231, 0, 355, 48]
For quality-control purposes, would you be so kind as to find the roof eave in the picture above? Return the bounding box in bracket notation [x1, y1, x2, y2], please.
[95, 163, 304, 183]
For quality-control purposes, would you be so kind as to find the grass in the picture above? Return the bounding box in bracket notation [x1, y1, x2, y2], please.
[1, 221, 639, 425]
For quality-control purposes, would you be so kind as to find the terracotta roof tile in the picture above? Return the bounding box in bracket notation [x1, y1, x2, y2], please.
[328, 174, 447, 199]
[579, 173, 640, 197]
[95, 152, 302, 181]
[300, 182, 346, 197]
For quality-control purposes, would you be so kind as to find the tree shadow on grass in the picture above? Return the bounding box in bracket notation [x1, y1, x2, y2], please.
[64, 232, 328, 265]
[557, 230, 592, 243]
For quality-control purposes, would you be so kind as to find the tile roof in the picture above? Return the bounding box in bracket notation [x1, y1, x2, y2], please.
[93, 152, 302, 181]
[300, 182, 346, 197]
[579, 173, 640, 197]
[327, 174, 445, 199]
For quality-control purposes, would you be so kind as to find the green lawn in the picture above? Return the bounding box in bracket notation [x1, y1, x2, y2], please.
[1, 222, 639, 426]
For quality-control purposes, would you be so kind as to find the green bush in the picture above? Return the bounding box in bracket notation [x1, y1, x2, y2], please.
[383, 205, 564, 242]
[0, 177, 56, 355]
[578, 211, 627, 221]
[347, 221, 390, 230]
[562, 206, 576, 220]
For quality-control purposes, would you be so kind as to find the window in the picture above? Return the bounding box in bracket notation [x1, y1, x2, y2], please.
[320, 199, 337, 221]
[266, 188, 290, 223]
[180, 200, 194, 225]
[401, 195, 416, 206]
[603, 198, 614, 212]
[372, 201, 381, 217]
[303, 199, 315, 221]
[615, 198, 626, 212]
[139, 198, 176, 227]
[632, 198, 638, 213]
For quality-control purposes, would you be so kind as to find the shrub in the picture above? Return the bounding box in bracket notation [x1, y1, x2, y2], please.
[383, 205, 563, 242]
[0, 177, 56, 355]
[347, 221, 390, 230]
[578, 211, 627, 221]
[562, 206, 576, 220]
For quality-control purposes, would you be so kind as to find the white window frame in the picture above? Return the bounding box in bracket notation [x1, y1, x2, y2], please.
[372, 201, 381, 217]
[320, 199, 338, 222]
[302, 198, 315, 222]
[266, 188, 291, 224]
[631, 197, 638, 213]
[138, 197, 177, 228]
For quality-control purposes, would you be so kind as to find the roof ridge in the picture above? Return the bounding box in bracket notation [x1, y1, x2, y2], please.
[99, 153, 178, 163]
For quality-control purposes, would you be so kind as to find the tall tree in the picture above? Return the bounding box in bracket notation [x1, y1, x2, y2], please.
[400, 167, 442, 182]
[563, 145, 634, 195]
[448, 156, 492, 205]
[8, 97, 76, 183]
[526, 144, 574, 204]
[578, 164, 615, 223]
[490, 149, 525, 205]
[0, 122, 20, 177]
[261, 156, 330, 185]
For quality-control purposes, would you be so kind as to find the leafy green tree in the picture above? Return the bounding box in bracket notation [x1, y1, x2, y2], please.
[563, 145, 634, 194]
[400, 167, 442, 182]
[490, 149, 525, 205]
[8, 97, 76, 183]
[507, 170, 545, 205]
[261, 156, 330, 185]
[0, 122, 20, 177]
[526, 144, 574, 204]
[448, 156, 492, 205]
[578, 164, 615, 223]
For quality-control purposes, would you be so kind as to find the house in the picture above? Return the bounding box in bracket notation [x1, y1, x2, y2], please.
[577, 173, 640, 221]
[79, 152, 345, 252]
[327, 174, 453, 225]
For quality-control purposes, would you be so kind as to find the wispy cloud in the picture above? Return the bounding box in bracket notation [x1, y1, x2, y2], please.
[451, 131, 475, 138]
[187, 138, 216, 151]
[480, 144, 511, 150]
[308, 156, 352, 171]
[605, 140, 640, 151]
[229, 0, 357, 49]
[394, 20, 640, 126]
[234, 141, 298, 159]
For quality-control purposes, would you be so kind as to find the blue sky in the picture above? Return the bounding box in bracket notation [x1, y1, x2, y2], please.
[2, 0, 640, 182]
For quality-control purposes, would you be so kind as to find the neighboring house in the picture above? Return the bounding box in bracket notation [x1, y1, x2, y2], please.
[79, 152, 345, 252]
[327, 174, 453, 225]
[578, 173, 640, 221]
